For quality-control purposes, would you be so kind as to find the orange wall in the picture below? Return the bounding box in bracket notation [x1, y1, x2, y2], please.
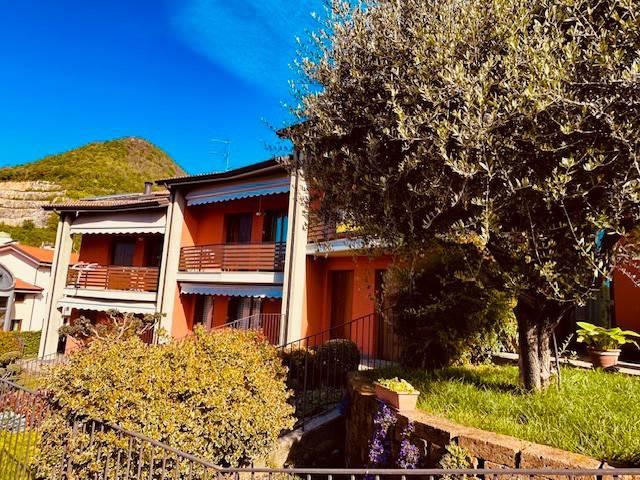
[170, 294, 282, 336]
[78, 234, 162, 267]
[614, 265, 640, 332]
[180, 194, 289, 247]
[302, 254, 392, 340]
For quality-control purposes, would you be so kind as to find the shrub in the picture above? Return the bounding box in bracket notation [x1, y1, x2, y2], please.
[35, 327, 294, 476]
[384, 243, 517, 369]
[280, 345, 316, 390]
[0, 330, 41, 358]
[314, 339, 361, 387]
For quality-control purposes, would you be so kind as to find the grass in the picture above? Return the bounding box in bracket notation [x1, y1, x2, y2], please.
[371, 364, 640, 466]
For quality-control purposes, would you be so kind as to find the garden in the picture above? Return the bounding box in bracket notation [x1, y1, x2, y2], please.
[371, 364, 640, 466]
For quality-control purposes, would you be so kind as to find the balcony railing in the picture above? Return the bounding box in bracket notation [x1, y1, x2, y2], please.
[213, 313, 283, 345]
[179, 242, 286, 272]
[307, 220, 353, 243]
[66, 265, 160, 292]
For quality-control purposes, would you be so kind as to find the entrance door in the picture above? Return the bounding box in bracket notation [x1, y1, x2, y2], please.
[330, 270, 354, 339]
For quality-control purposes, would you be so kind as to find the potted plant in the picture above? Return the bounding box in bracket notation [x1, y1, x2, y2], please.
[374, 377, 420, 410]
[576, 322, 640, 368]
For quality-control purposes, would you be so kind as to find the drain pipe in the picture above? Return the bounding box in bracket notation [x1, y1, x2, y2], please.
[283, 152, 301, 344]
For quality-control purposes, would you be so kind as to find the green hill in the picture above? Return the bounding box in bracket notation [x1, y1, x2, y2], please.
[0, 137, 185, 246]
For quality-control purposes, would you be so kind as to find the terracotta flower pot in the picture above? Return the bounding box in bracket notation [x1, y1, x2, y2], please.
[374, 384, 419, 411]
[588, 349, 621, 369]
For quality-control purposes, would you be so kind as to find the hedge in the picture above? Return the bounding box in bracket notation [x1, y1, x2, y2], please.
[0, 330, 41, 358]
[35, 327, 294, 477]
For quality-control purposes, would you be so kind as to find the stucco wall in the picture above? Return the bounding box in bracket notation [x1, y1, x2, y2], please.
[0, 250, 51, 331]
[613, 266, 640, 332]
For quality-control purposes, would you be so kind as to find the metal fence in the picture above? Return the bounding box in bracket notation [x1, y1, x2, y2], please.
[279, 310, 402, 425]
[1, 378, 639, 479]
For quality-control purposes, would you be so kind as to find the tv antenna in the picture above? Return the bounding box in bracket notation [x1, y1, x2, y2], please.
[210, 138, 231, 171]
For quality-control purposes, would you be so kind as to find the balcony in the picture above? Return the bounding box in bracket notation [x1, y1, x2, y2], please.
[66, 265, 160, 292]
[179, 242, 286, 272]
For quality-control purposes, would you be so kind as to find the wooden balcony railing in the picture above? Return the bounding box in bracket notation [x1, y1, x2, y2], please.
[307, 221, 353, 243]
[179, 242, 286, 272]
[66, 265, 160, 292]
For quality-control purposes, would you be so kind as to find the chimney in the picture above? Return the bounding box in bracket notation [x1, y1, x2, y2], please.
[144, 182, 153, 195]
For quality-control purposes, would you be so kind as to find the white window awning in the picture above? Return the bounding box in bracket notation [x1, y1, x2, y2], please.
[186, 177, 290, 206]
[180, 283, 282, 299]
[57, 297, 157, 315]
[70, 211, 166, 235]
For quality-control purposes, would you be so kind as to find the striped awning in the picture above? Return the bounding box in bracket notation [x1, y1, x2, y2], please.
[70, 211, 166, 235]
[186, 177, 290, 206]
[57, 297, 157, 315]
[179, 283, 282, 299]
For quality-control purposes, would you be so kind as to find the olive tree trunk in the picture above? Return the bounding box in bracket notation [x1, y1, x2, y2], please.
[515, 297, 560, 391]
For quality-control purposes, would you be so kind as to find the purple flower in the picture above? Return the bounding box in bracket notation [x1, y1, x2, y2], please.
[397, 421, 420, 469]
[367, 401, 397, 468]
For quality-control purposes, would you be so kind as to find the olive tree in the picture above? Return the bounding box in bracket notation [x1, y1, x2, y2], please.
[286, 0, 640, 390]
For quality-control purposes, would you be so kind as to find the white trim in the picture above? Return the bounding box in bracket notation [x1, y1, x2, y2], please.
[62, 287, 157, 303]
[306, 238, 368, 255]
[176, 270, 284, 285]
[57, 296, 157, 315]
[70, 211, 166, 235]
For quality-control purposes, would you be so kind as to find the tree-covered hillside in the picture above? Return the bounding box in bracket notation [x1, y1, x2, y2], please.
[0, 137, 185, 246]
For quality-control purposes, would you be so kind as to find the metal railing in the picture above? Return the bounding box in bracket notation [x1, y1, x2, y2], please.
[279, 310, 402, 425]
[66, 265, 160, 292]
[16, 353, 68, 379]
[179, 242, 286, 272]
[213, 313, 283, 345]
[1, 378, 638, 479]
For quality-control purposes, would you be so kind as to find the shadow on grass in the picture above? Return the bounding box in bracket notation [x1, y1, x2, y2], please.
[372, 365, 525, 395]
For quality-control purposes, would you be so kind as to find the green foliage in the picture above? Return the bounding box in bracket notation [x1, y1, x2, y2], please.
[0, 221, 56, 247]
[576, 322, 640, 350]
[385, 244, 517, 368]
[0, 137, 184, 246]
[288, 0, 640, 388]
[58, 310, 159, 345]
[0, 330, 40, 358]
[35, 328, 294, 474]
[376, 377, 419, 394]
[280, 339, 361, 390]
[314, 338, 361, 386]
[370, 364, 640, 465]
[439, 444, 473, 470]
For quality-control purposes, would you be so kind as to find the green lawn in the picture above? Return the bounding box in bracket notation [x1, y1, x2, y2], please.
[371, 364, 640, 465]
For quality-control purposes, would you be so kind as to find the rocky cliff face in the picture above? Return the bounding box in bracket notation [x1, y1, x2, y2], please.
[0, 181, 64, 227]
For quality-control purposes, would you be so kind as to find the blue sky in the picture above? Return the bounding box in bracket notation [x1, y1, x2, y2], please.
[0, 0, 321, 174]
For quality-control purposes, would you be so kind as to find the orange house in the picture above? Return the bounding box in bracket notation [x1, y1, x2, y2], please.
[613, 263, 640, 332]
[38, 157, 395, 358]
[39, 186, 169, 356]
[155, 159, 306, 345]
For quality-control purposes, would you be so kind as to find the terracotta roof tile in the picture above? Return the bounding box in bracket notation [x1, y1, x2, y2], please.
[14, 278, 43, 292]
[43, 191, 170, 211]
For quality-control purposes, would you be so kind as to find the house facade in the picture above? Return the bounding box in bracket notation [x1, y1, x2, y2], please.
[0, 238, 71, 332]
[39, 187, 170, 356]
[38, 160, 311, 356]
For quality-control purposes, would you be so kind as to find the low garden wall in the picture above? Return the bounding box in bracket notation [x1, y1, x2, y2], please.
[346, 373, 619, 474]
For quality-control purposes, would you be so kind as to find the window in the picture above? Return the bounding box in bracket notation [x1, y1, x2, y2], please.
[111, 239, 136, 266]
[193, 296, 213, 328]
[262, 211, 288, 243]
[10, 319, 21, 331]
[226, 213, 253, 243]
[144, 236, 164, 267]
[227, 297, 261, 323]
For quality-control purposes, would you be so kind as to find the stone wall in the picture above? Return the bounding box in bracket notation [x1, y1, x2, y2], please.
[346, 373, 615, 474]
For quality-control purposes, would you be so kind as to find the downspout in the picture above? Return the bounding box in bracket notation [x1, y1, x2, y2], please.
[283, 153, 301, 343]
